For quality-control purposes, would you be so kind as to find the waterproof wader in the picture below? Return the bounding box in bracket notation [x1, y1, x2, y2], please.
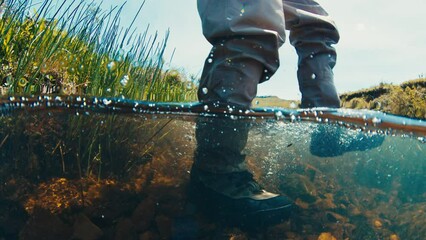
[194, 0, 340, 174]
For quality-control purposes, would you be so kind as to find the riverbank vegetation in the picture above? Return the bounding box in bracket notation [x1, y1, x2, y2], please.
[0, 0, 197, 102]
[0, 0, 197, 183]
[0, 0, 197, 202]
[340, 78, 426, 119]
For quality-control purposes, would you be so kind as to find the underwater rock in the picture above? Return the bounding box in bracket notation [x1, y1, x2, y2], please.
[170, 216, 200, 240]
[295, 198, 310, 209]
[72, 213, 103, 240]
[147, 185, 187, 216]
[325, 211, 347, 223]
[265, 221, 294, 239]
[114, 218, 137, 240]
[139, 231, 160, 240]
[85, 182, 139, 227]
[19, 207, 72, 240]
[0, 199, 28, 239]
[348, 204, 362, 216]
[2, 177, 32, 200]
[373, 219, 383, 229]
[393, 203, 426, 239]
[279, 173, 318, 203]
[155, 215, 173, 239]
[389, 233, 400, 240]
[317, 232, 337, 240]
[314, 193, 337, 210]
[132, 197, 157, 232]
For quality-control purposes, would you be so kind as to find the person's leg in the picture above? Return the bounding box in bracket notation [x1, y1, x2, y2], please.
[193, 117, 250, 174]
[281, 1, 385, 157]
[192, 0, 293, 222]
[197, 0, 286, 108]
[283, 0, 340, 108]
[195, 0, 286, 173]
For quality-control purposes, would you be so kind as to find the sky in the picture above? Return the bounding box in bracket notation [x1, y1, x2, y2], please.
[93, 0, 425, 100]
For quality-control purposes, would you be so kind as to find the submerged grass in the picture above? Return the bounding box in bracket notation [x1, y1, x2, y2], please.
[0, 0, 197, 180]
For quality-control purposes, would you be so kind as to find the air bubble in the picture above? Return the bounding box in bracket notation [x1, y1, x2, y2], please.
[202, 87, 208, 94]
[240, 7, 245, 16]
[311, 73, 316, 80]
[102, 99, 112, 105]
[120, 75, 129, 86]
[107, 61, 116, 71]
[207, 58, 213, 63]
[372, 117, 382, 124]
[186, 82, 193, 89]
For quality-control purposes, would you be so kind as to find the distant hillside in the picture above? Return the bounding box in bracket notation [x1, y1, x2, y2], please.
[340, 78, 426, 119]
[252, 96, 299, 108]
[254, 78, 426, 119]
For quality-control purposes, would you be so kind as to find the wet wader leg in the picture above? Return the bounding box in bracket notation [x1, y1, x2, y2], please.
[283, 0, 341, 108]
[191, 1, 296, 221]
[194, 117, 250, 174]
[195, 0, 285, 174]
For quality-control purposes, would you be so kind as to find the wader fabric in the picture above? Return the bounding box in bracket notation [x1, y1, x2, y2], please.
[195, 0, 340, 174]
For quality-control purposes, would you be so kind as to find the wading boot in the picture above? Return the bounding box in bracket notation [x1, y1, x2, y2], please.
[189, 167, 295, 227]
[310, 124, 385, 157]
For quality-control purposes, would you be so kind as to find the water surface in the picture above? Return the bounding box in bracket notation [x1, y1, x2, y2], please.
[0, 95, 425, 239]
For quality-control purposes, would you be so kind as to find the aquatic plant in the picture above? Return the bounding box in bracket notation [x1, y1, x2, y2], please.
[0, 0, 197, 101]
[0, 0, 197, 181]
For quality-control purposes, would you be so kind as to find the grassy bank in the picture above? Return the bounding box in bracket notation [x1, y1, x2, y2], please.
[340, 78, 426, 119]
[254, 78, 426, 120]
[0, 0, 197, 102]
[0, 0, 197, 181]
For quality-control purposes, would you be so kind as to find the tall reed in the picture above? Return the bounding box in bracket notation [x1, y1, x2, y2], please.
[0, 0, 197, 101]
[0, 0, 197, 180]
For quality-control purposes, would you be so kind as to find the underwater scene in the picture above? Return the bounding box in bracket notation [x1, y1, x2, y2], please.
[1, 0, 426, 239]
[0, 96, 425, 240]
